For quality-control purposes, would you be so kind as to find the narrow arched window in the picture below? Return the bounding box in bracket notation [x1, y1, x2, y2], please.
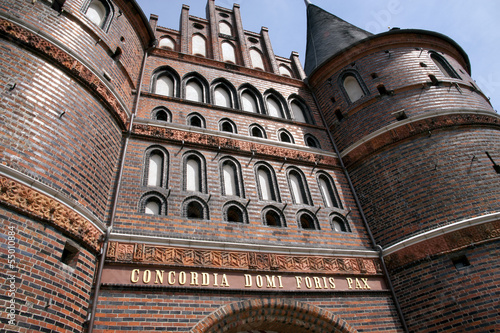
[187, 113, 205, 128]
[183, 197, 209, 220]
[331, 214, 349, 232]
[318, 173, 342, 209]
[186, 156, 202, 192]
[223, 202, 248, 224]
[298, 211, 319, 230]
[222, 162, 237, 196]
[147, 153, 163, 187]
[186, 80, 203, 102]
[85, 0, 109, 28]
[278, 130, 294, 144]
[145, 198, 160, 215]
[288, 169, 311, 205]
[249, 124, 266, 138]
[279, 65, 293, 78]
[221, 41, 236, 63]
[241, 91, 258, 113]
[219, 119, 236, 133]
[214, 86, 232, 108]
[219, 21, 232, 35]
[159, 37, 175, 50]
[256, 164, 279, 202]
[266, 96, 283, 118]
[155, 75, 174, 96]
[250, 49, 265, 70]
[263, 207, 285, 227]
[139, 193, 166, 216]
[430, 52, 460, 79]
[343, 75, 365, 103]
[152, 107, 171, 122]
[305, 134, 321, 149]
[291, 101, 307, 123]
[192, 34, 207, 57]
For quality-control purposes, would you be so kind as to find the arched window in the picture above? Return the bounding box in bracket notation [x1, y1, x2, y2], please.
[185, 80, 203, 102]
[255, 164, 279, 202]
[241, 91, 259, 113]
[430, 52, 461, 79]
[305, 134, 321, 149]
[279, 65, 293, 78]
[184, 153, 206, 193]
[262, 207, 285, 227]
[139, 192, 166, 216]
[219, 118, 236, 133]
[192, 34, 207, 57]
[331, 214, 350, 232]
[152, 68, 179, 97]
[223, 202, 248, 224]
[220, 158, 243, 197]
[298, 210, 319, 230]
[214, 85, 232, 108]
[152, 107, 171, 122]
[187, 113, 205, 128]
[266, 96, 284, 118]
[145, 198, 160, 215]
[288, 169, 312, 205]
[143, 147, 168, 188]
[159, 37, 175, 50]
[250, 48, 265, 70]
[341, 72, 366, 103]
[249, 124, 266, 138]
[183, 197, 209, 220]
[85, 0, 111, 30]
[317, 173, 342, 209]
[278, 129, 294, 144]
[290, 101, 307, 123]
[156, 75, 174, 96]
[221, 41, 236, 63]
[219, 21, 232, 35]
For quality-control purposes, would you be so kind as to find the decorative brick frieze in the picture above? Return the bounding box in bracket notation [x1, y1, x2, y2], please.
[133, 123, 340, 167]
[0, 18, 129, 128]
[0, 176, 103, 252]
[106, 241, 381, 275]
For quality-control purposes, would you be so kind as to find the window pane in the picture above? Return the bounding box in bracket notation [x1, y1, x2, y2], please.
[290, 173, 304, 204]
[319, 177, 334, 208]
[192, 35, 206, 56]
[344, 76, 364, 102]
[159, 37, 175, 50]
[291, 102, 306, 123]
[223, 163, 237, 196]
[279, 66, 293, 77]
[215, 86, 231, 107]
[186, 158, 200, 192]
[258, 168, 272, 201]
[219, 22, 232, 35]
[156, 75, 174, 96]
[250, 49, 264, 70]
[267, 97, 281, 118]
[148, 153, 163, 187]
[145, 200, 160, 215]
[222, 42, 236, 63]
[332, 219, 344, 232]
[242, 92, 258, 113]
[86, 1, 106, 27]
[186, 81, 203, 102]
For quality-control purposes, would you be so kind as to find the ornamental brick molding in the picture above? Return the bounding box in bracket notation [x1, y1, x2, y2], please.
[0, 176, 103, 252]
[0, 18, 128, 128]
[384, 219, 500, 270]
[133, 124, 339, 167]
[190, 298, 358, 333]
[106, 241, 382, 275]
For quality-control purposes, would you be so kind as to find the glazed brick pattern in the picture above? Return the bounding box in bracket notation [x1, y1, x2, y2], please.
[389, 240, 500, 332]
[349, 127, 500, 248]
[0, 207, 97, 333]
[113, 139, 371, 250]
[93, 290, 403, 332]
[0, 39, 122, 221]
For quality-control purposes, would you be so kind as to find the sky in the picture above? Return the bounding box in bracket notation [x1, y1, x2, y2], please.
[136, 0, 500, 112]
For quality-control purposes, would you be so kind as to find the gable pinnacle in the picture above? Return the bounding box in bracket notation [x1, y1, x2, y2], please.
[304, 0, 312, 6]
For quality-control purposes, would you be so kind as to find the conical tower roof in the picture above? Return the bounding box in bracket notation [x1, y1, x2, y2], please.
[304, 3, 372, 76]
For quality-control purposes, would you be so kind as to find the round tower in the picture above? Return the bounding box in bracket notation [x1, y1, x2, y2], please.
[305, 3, 500, 332]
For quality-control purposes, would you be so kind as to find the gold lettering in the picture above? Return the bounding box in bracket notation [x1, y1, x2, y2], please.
[361, 278, 371, 290]
[213, 273, 219, 287]
[220, 274, 230, 287]
[295, 276, 303, 289]
[328, 277, 336, 289]
[244, 274, 252, 287]
[168, 271, 176, 285]
[322, 277, 328, 289]
[131, 269, 140, 283]
[256, 275, 263, 288]
[266, 275, 276, 288]
[355, 278, 363, 289]
[277, 276, 283, 288]
[202, 273, 210, 286]
[179, 271, 187, 285]
[313, 277, 323, 289]
[190, 272, 199, 286]
[143, 270, 151, 284]
[305, 277, 312, 289]
[346, 277, 353, 289]
[155, 270, 164, 284]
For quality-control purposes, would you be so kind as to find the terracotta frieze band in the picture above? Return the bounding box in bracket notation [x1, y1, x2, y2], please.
[106, 241, 382, 275]
[0, 176, 103, 252]
[0, 17, 128, 128]
[133, 124, 340, 167]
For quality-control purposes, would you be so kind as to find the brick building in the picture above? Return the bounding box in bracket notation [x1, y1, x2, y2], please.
[0, 0, 498, 332]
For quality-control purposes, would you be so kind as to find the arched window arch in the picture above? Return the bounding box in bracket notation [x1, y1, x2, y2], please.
[192, 34, 207, 57]
[239, 85, 263, 113]
[220, 157, 244, 197]
[255, 163, 280, 202]
[139, 192, 167, 216]
[278, 129, 294, 144]
[330, 213, 350, 232]
[317, 172, 342, 209]
[84, 0, 113, 30]
[340, 71, 367, 104]
[430, 52, 461, 79]
[221, 41, 236, 64]
[249, 124, 266, 139]
[152, 67, 179, 97]
[297, 210, 320, 230]
[151, 107, 171, 122]
[143, 146, 169, 188]
[304, 134, 321, 149]
[183, 73, 209, 103]
[250, 48, 265, 70]
[187, 112, 205, 128]
[223, 202, 248, 224]
[279, 65, 293, 78]
[219, 21, 232, 36]
[182, 196, 209, 220]
[183, 152, 207, 193]
[287, 168, 312, 206]
[212, 79, 237, 108]
[266, 95, 285, 118]
[219, 118, 237, 133]
[262, 206, 286, 227]
[159, 36, 175, 50]
[288, 97, 313, 124]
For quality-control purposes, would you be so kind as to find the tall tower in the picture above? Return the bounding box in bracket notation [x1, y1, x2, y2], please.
[305, 3, 500, 332]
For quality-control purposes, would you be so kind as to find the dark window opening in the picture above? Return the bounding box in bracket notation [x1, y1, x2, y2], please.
[377, 84, 390, 96]
[61, 242, 79, 268]
[187, 201, 204, 219]
[221, 121, 234, 133]
[371, 73, 378, 79]
[305, 136, 320, 149]
[299, 214, 317, 230]
[190, 116, 202, 127]
[226, 206, 244, 223]
[331, 216, 348, 232]
[156, 110, 169, 122]
[265, 210, 282, 227]
[452, 255, 470, 270]
[279, 131, 292, 143]
[335, 109, 344, 122]
[429, 74, 439, 86]
[52, 0, 65, 12]
[251, 127, 264, 138]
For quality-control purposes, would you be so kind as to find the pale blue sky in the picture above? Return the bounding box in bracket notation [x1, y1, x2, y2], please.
[137, 0, 499, 112]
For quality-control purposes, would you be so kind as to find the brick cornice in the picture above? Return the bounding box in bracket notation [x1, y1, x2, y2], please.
[106, 241, 382, 276]
[0, 17, 129, 129]
[0, 176, 104, 252]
